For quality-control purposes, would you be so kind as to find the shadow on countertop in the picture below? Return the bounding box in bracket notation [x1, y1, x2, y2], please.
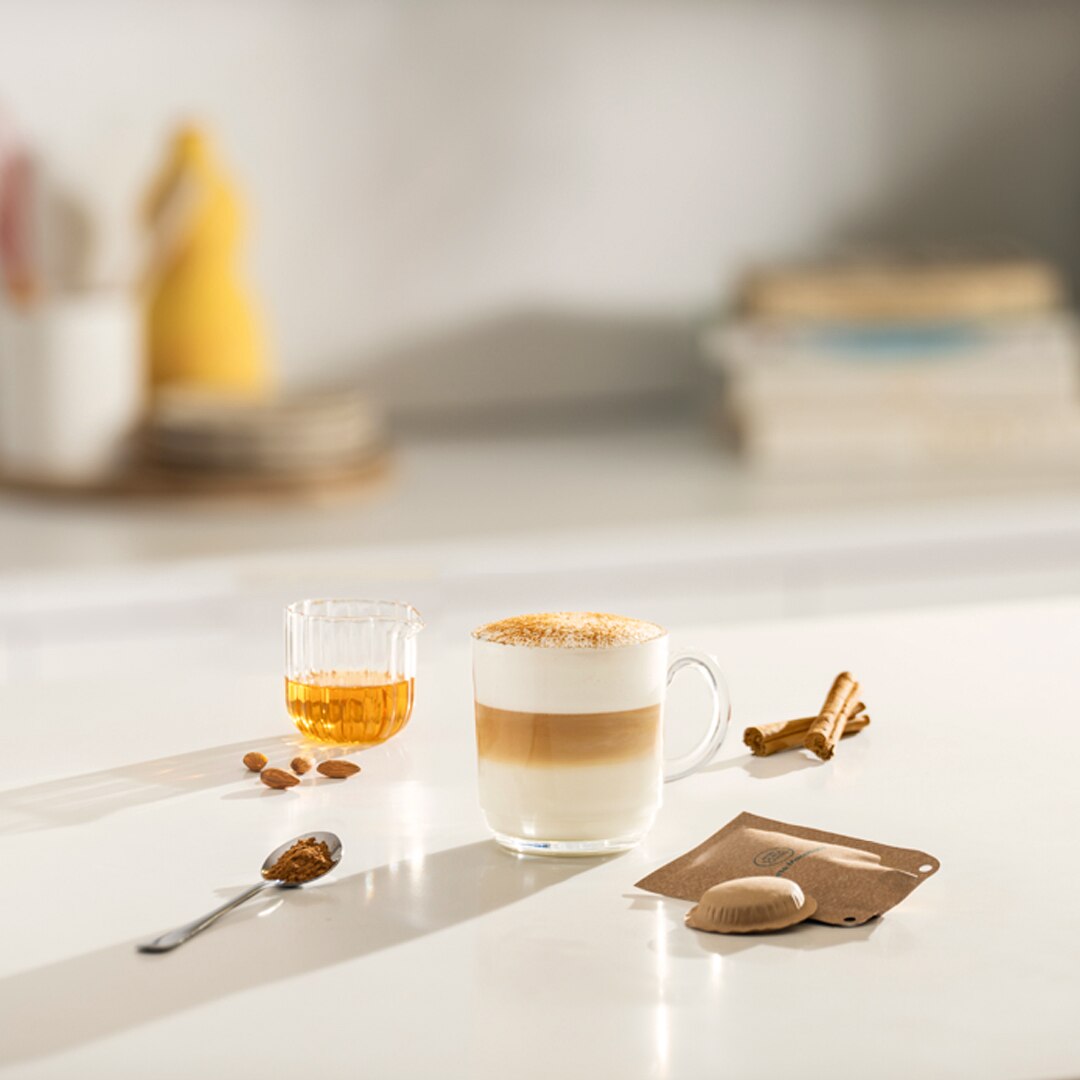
[0, 734, 394, 834]
[700, 751, 824, 780]
[0, 840, 595, 1067]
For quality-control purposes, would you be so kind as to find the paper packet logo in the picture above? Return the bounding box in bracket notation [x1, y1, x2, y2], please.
[753, 847, 794, 868]
[754, 845, 827, 876]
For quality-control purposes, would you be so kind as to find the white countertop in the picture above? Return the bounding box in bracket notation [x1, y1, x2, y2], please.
[5, 419, 1080, 691]
[2, 595, 1078, 1079]
[4, 418, 1080, 577]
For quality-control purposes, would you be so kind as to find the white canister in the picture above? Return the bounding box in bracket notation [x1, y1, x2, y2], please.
[0, 292, 143, 482]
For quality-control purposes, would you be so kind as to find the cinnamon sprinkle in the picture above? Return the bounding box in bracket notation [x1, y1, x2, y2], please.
[473, 612, 664, 649]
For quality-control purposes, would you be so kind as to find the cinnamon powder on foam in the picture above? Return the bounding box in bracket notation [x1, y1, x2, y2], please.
[473, 612, 665, 649]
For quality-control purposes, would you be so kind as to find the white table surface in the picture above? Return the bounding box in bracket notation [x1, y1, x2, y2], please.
[4, 419, 1080, 576]
[2, 596, 1079, 1079]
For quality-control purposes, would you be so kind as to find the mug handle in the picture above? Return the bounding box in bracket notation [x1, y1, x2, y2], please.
[663, 649, 731, 782]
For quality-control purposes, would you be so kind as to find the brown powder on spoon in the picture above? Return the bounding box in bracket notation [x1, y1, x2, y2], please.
[262, 837, 334, 884]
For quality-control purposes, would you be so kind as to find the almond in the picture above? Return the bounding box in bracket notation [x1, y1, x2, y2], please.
[242, 751, 268, 773]
[290, 755, 314, 775]
[317, 760, 361, 779]
[260, 767, 300, 789]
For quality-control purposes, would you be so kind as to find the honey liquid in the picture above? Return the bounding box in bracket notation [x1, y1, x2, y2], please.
[286, 670, 415, 744]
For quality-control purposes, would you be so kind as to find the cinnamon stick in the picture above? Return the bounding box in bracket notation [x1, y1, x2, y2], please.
[805, 672, 861, 761]
[743, 705, 868, 757]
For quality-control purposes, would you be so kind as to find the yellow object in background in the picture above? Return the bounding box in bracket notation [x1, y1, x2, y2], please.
[143, 126, 272, 396]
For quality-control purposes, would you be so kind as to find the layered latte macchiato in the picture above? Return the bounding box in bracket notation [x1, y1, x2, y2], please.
[473, 612, 729, 856]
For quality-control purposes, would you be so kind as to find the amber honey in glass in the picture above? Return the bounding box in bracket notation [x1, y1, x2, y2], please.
[286, 670, 416, 744]
[285, 600, 424, 746]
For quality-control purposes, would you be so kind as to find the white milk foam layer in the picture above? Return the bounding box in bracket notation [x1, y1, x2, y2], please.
[477, 756, 662, 842]
[472, 636, 668, 714]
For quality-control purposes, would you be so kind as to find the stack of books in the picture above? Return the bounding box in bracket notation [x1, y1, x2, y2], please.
[703, 259, 1080, 472]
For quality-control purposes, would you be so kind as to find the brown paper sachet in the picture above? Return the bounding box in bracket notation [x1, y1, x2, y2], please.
[635, 812, 940, 926]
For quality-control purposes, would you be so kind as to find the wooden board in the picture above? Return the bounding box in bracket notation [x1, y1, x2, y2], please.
[0, 447, 391, 503]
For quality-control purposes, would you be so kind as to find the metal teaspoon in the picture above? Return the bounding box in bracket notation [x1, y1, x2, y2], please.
[137, 831, 342, 954]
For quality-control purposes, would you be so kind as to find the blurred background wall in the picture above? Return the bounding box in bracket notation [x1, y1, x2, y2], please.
[4, 0, 1080, 418]
[3, 0, 1080, 678]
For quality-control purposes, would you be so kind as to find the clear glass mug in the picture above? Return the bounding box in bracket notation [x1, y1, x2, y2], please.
[472, 614, 731, 856]
[285, 599, 424, 744]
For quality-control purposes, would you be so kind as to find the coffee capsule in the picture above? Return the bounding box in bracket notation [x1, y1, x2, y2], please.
[685, 876, 817, 934]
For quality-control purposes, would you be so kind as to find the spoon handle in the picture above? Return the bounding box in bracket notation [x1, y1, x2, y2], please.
[137, 880, 275, 953]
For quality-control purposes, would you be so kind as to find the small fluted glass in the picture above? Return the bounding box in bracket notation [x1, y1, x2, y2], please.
[285, 599, 424, 745]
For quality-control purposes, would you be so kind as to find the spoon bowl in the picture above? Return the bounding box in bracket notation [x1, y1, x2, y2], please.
[262, 831, 343, 885]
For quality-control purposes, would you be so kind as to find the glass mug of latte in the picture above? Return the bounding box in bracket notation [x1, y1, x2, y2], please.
[472, 612, 731, 855]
